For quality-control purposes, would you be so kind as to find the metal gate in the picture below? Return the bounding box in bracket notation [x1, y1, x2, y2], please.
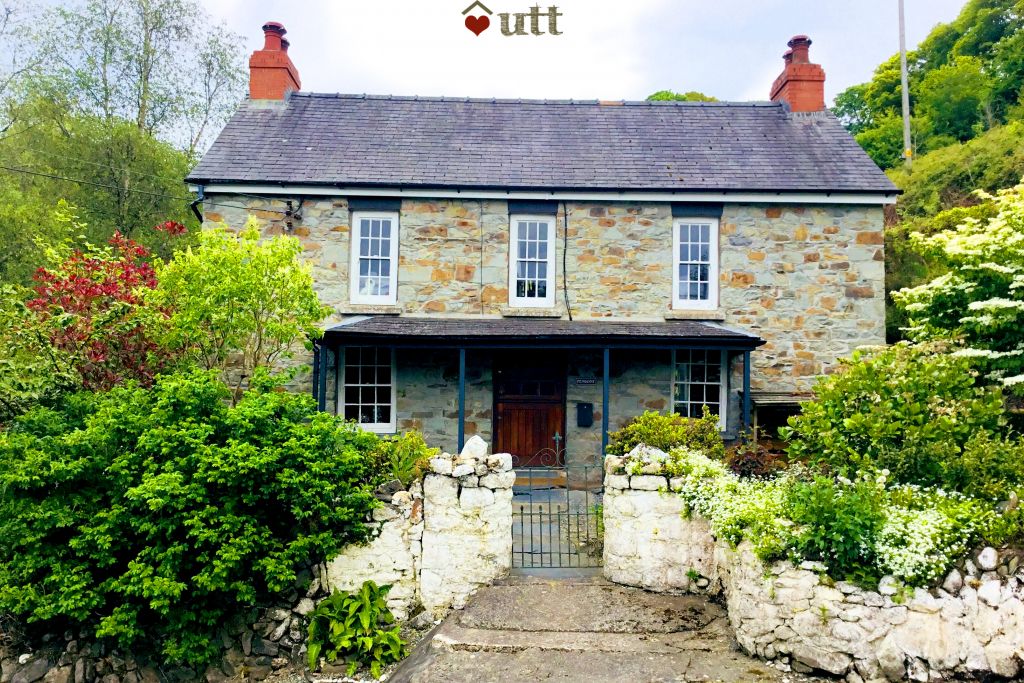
[511, 455, 604, 569]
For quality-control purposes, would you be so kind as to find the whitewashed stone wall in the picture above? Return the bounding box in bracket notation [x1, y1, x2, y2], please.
[603, 475, 718, 594]
[604, 474, 1024, 682]
[325, 482, 424, 620]
[324, 437, 514, 621]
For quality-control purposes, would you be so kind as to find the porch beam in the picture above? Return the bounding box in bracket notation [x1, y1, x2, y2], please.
[601, 347, 610, 459]
[311, 341, 321, 405]
[742, 350, 752, 432]
[457, 347, 466, 453]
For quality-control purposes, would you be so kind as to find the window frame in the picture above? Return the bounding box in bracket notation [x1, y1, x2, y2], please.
[671, 217, 720, 311]
[508, 214, 557, 309]
[337, 346, 397, 434]
[671, 349, 727, 431]
[349, 210, 400, 306]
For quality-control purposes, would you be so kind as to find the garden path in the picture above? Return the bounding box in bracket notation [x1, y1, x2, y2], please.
[389, 576, 826, 683]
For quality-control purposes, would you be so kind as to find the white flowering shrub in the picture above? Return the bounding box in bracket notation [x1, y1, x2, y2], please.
[660, 448, 1005, 587]
[894, 181, 1024, 392]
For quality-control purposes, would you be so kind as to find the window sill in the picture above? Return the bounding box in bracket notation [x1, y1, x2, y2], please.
[500, 307, 562, 318]
[339, 304, 402, 315]
[664, 309, 725, 321]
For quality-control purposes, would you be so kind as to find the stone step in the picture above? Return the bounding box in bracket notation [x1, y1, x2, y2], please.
[430, 621, 732, 656]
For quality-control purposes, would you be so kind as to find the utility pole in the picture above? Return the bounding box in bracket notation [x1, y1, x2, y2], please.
[898, 0, 913, 168]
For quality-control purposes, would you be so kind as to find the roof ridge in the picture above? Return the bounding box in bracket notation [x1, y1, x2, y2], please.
[288, 92, 783, 108]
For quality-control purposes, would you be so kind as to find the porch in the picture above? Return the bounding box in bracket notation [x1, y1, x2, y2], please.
[311, 317, 766, 465]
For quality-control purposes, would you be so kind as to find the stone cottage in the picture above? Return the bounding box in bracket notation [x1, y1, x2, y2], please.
[187, 23, 896, 467]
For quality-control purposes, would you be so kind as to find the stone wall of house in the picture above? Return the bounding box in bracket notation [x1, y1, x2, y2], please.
[603, 474, 1024, 682]
[201, 194, 885, 416]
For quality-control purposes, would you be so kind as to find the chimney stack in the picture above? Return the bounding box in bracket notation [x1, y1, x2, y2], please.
[249, 22, 301, 101]
[770, 35, 825, 113]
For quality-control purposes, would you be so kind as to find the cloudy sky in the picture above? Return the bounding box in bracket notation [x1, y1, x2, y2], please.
[206, 0, 964, 105]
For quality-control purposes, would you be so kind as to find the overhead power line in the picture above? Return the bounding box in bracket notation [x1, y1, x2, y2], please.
[0, 163, 290, 215]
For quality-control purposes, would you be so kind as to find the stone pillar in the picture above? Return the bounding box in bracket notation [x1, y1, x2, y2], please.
[419, 436, 515, 616]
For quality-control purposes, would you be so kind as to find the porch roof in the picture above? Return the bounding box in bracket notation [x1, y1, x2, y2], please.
[320, 316, 765, 350]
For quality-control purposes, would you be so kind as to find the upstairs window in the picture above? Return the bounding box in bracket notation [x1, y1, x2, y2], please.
[672, 218, 719, 311]
[508, 215, 555, 308]
[340, 346, 396, 433]
[672, 349, 726, 428]
[350, 211, 399, 305]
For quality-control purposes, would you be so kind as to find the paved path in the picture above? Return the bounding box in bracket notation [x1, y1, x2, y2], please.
[390, 576, 824, 683]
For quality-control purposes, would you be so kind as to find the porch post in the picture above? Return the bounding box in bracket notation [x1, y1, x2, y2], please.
[316, 342, 328, 412]
[601, 347, 610, 458]
[742, 350, 752, 432]
[311, 341, 321, 405]
[457, 347, 466, 453]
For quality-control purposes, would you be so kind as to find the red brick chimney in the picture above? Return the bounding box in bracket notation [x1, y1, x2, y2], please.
[249, 22, 301, 100]
[770, 35, 825, 113]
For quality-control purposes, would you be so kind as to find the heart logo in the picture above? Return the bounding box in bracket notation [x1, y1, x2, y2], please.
[465, 15, 490, 36]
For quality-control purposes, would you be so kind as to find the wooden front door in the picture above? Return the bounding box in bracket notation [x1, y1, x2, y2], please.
[493, 353, 566, 467]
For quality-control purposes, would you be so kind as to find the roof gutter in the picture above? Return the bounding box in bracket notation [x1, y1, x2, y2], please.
[187, 183, 898, 206]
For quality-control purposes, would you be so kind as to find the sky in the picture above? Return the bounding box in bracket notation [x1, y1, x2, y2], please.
[205, 0, 966, 105]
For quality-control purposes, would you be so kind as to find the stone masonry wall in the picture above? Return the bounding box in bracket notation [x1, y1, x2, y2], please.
[325, 436, 514, 619]
[202, 195, 886, 399]
[603, 474, 1024, 682]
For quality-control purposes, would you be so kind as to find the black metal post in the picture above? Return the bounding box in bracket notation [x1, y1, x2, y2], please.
[458, 347, 466, 453]
[742, 350, 752, 431]
[601, 348, 610, 458]
[316, 343, 328, 412]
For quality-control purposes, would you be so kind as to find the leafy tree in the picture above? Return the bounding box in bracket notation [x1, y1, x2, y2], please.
[148, 220, 330, 397]
[32, 0, 246, 155]
[831, 83, 872, 135]
[646, 90, 718, 102]
[0, 284, 76, 425]
[915, 55, 993, 142]
[27, 226, 180, 391]
[894, 181, 1024, 392]
[0, 371, 381, 666]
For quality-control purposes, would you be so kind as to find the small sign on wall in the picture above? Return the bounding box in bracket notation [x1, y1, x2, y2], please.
[576, 378, 597, 385]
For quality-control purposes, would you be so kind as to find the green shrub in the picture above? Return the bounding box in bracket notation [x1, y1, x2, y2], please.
[606, 409, 724, 459]
[786, 473, 887, 583]
[0, 370, 380, 667]
[307, 582, 406, 678]
[782, 343, 1010, 491]
[371, 431, 439, 486]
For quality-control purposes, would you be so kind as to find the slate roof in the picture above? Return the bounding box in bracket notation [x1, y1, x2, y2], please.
[188, 93, 896, 195]
[321, 316, 765, 349]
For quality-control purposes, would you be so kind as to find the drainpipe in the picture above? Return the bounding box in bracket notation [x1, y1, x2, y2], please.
[189, 184, 205, 223]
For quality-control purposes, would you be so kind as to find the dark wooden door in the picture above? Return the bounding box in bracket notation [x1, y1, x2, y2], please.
[493, 353, 566, 467]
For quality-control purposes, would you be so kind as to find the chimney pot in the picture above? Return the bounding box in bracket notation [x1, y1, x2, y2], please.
[788, 35, 812, 64]
[250, 21, 301, 100]
[261, 22, 286, 51]
[769, 34, 825, 113]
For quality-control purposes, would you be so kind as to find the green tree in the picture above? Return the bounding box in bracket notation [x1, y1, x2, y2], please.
[646, 90, 718, 102]
[148, 220, 330, 397]
[894, 181, 1024, 393]
[32, 0, 246, 155]
[831, 83, 872, 135]
[916, 55, 993, 142]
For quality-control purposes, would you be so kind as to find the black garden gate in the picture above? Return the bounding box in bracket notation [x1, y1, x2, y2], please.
[511, 455, 604, 569]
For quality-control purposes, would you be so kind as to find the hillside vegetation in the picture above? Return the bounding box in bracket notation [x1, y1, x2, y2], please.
[832, 0, 1024, 339]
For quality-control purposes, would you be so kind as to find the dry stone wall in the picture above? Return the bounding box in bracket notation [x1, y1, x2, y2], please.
[603, 473, 1024, 682]
[325, 435, 514, 619]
